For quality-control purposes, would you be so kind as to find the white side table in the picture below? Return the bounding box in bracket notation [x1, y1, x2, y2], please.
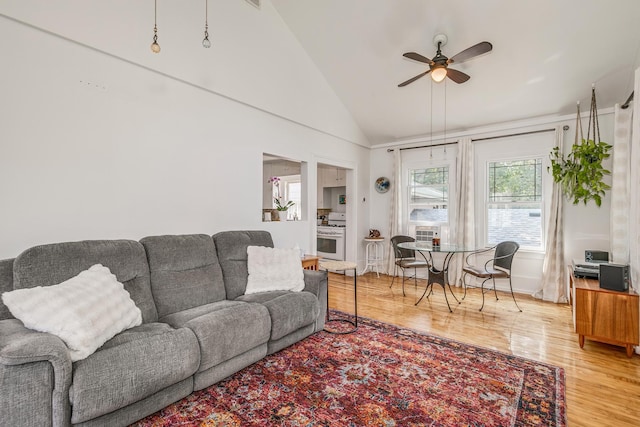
[361, 237, 385, 277]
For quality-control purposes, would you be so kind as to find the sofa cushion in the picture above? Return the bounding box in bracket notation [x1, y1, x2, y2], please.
[12, 240, 158, 323]
[2, 264, 142, 361]
[161, 300, 271, 373]
[140, 234, 226, 318]
[237, 291, 320, 341]
[69, 322, 199, 424]
[213, 231, 274, 300]
[246, 246, 305, 294]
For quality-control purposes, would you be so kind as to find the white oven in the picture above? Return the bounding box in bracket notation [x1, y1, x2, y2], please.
[317, 226, 345, 260]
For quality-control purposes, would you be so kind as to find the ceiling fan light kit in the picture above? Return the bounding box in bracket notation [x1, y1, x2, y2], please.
[431, 66, 447, 82]
[398, 33, 492, 87]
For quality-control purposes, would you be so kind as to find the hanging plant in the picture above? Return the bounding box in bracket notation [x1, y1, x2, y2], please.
[548, 86, 612, 207]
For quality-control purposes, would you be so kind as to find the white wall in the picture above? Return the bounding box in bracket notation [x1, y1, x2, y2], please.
[0, 2, 371, 262]
[369, 112, 615, 295]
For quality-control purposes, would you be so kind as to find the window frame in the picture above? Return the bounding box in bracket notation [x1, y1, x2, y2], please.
[474, 131, 555, 253]
[402, 147, 457, 242]
[485, 155, 545, 250]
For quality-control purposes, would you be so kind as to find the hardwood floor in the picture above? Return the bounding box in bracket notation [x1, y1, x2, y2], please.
[326, 272, 640, 427]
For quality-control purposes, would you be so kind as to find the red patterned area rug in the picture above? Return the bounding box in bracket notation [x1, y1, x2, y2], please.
[133, 312, 566, 426]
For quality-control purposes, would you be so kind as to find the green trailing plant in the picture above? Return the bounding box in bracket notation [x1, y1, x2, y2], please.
[548, 85, 612, 207]
[274, 198, 295, 211]
[549, 139, 612, 207]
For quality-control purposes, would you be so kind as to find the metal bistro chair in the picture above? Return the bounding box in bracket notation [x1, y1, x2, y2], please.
[462, 241, 521, 312]
[389, 235, 429, 296]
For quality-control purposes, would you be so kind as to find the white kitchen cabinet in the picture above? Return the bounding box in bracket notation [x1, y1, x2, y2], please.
[319, 166, 345, 188]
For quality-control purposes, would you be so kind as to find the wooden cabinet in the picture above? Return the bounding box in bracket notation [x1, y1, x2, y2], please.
[571, 274, 639, 357]
[301, 255, 319, 270]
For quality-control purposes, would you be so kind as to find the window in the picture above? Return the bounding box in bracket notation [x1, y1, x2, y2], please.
[279, 175, 302, 220]
[487, 158, 543, 249]
[474, 130, 554, 252]
[402, 146, 457, 243]
[408, 166, 449, 223]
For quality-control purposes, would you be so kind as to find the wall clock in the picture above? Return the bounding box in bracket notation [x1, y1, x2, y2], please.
[375, 177, 390, 193]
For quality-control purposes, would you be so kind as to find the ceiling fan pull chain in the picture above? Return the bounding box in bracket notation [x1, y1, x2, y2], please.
[430, 78, 434, 153]
[444, 78, 447, 151]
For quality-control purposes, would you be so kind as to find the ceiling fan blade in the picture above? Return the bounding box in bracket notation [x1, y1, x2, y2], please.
[449, 41, 492, 64]
[446, 68, 471, 84]
[403, 52, 432, 64]
[398, 70, 431, 87]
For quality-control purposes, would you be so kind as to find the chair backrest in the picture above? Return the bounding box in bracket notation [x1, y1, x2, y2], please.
[390, 235, 416, 259]
[494, 241, 519, 271]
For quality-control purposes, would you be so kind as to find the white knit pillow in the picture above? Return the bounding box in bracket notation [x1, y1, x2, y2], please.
[245, 246, 305, 294]
[2, 264, 142, 361]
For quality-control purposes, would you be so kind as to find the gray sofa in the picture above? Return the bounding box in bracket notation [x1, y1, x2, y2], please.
[0, 230, 327, 426]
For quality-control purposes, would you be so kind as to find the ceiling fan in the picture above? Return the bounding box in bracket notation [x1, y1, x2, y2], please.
[398, 34, 492, 87]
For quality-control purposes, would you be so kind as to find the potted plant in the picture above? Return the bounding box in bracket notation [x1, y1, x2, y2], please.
[549, 139, 612, 206]
[548, 87, 612, 207]
[274, 198, 295, 221]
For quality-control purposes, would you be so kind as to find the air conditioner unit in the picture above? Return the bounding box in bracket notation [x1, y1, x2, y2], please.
[415, 226, 441, 242]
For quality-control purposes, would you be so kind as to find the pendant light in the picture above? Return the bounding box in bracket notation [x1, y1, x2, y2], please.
[202, 0, 211, 48]
[150, 0, 161, 53]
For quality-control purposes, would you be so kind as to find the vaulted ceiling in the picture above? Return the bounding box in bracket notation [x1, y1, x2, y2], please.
[271, 0, 640, 146]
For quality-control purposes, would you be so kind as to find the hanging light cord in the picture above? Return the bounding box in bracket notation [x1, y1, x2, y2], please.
[205, 0, 209, 36]
[430, 79, 433, 158]
[153, 0, 158, 42]
[444, 79, 447, 153]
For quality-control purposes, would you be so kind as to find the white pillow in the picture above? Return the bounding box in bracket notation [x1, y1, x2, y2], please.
[2, 264, 142, 361]
[245, 246, 305, 294]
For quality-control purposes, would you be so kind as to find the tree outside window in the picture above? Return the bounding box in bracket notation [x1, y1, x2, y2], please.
[408, 166, 449, 223]
[487, 158, 543, 249]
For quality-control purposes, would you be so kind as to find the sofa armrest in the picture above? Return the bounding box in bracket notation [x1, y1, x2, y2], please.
[303, 270, 328, 332]
[0, 319, 72, 427]
[0, 319, 72, 371]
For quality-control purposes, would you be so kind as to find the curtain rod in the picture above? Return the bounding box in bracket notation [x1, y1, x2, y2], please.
[621, 91, 634, 109]
[387, 125, 569, 152]
[471, 126, 567, 142]
[386, 141, 458, 152]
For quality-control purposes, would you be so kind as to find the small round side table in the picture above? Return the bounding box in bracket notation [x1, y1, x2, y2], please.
[319, 259, 358, 334]
[361, 237, 385, 277]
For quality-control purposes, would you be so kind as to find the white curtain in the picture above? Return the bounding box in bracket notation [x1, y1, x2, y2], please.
[386, 149, 404, 275]
[630, 68, 640, 292]
[535, 126, 567, 303]
[451, 137, 475, 286]
[610, 103, 633, 264]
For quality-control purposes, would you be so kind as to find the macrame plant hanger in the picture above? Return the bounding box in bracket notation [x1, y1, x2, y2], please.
[574, 101, 583, 146]
[586, 84, 601, 144]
